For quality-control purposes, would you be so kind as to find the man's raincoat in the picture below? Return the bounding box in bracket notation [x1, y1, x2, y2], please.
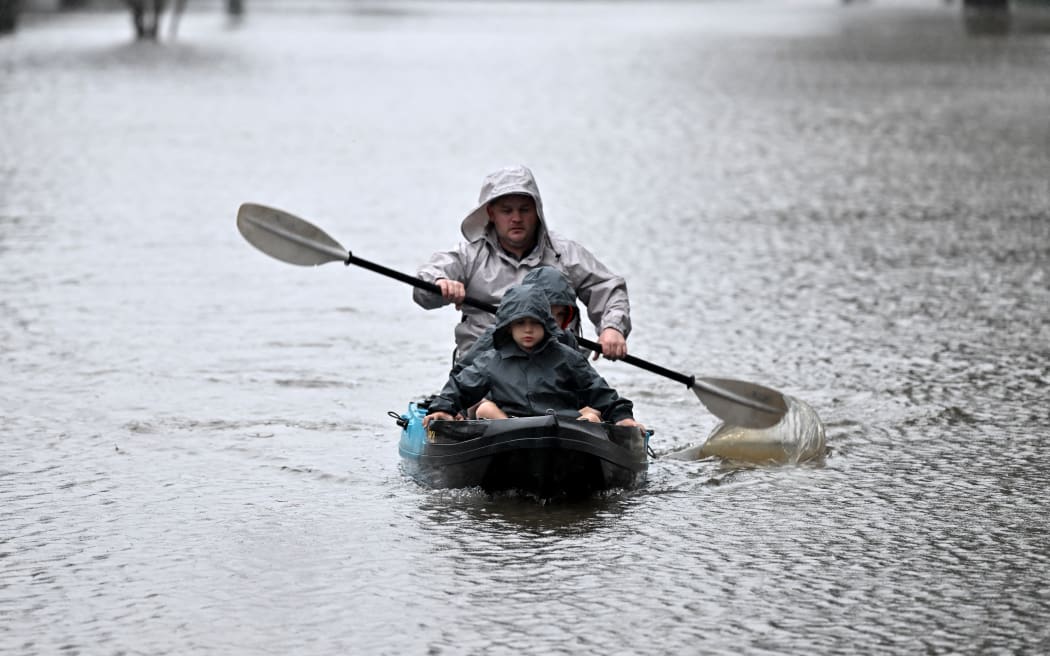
[413, 166, 631, 357]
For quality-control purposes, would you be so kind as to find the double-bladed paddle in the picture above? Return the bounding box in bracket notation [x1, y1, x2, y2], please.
[236, 202, 789, 429]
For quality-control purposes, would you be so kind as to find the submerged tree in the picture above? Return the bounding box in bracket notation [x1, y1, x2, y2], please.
[125, 0, 193, 41]
[127, 0, 167, 40]
[0, 0, 18, 36]
[123, 0, 243, 42]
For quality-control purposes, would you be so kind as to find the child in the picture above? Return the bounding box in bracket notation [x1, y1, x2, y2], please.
[451, 265, 580, 377]
[522, 265, 581, 336]
[423, 284, 644, 433]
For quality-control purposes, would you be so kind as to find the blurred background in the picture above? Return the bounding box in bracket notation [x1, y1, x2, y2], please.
[5, 0, 1050, 39]
[2, 1, 1048, 654]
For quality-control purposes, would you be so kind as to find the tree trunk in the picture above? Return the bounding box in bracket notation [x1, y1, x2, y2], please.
[169, 0, 187, 40]
[127, 0, 168, 41]
[963, 0, 1011, 35]
[0, 0, 18, 36]
[129, 1, 148, 39]
[227, 0, 243, 17]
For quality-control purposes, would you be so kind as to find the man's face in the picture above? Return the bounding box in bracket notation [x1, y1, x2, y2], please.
[487, 194, 539, 256]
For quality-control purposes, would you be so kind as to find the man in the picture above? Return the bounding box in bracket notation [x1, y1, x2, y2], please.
[413, 165, 632, 361]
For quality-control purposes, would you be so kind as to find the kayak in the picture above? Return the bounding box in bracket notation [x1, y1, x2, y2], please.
[392, 401, 650, 499]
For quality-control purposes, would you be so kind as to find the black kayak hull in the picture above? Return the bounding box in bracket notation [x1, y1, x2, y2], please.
[396, 404, 648, 499]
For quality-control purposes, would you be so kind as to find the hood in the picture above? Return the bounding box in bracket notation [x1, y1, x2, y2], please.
[460, 165, 547, 241]
[521, 266, 576, 307]
[492, 283, 560, 348]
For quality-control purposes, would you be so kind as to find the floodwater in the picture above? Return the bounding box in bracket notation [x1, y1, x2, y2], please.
[2, 1, 1049, 653]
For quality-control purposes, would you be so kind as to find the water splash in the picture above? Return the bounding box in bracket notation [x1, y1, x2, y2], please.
[670, 396, 827, 465]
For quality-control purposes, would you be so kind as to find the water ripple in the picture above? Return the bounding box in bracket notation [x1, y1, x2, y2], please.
[3, 3, 1050, 655]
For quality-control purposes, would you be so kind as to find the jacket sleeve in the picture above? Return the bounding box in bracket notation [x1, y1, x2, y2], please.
[556, 237, 631, 339]
[567, 353, 635, 423]
[428, 355, 494, 416]
[450, 327, 496, 377]
[413, 243, 471, 309]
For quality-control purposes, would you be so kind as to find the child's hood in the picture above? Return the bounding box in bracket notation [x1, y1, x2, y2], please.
[521, 266, 576, 307]
[492, 284, 560, 347]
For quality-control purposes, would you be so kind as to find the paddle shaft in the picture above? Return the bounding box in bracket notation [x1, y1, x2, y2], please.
[345, 251, 698, 388]
[237, 201, 787, 425]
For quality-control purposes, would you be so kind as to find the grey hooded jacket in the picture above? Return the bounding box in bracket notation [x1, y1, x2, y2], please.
[450, 266, 580, 376]
[427, 284, 635, 423]
[413, 166, 631, 356]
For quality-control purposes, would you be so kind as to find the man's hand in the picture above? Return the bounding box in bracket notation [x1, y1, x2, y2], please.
[593, 327, 627, 360]
[435, 279, 466, 309]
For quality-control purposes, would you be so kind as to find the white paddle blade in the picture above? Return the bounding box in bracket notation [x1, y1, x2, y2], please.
[692, 377, 789, 429]
[237, 203, 348, 266]
[699, 395, 826, 464]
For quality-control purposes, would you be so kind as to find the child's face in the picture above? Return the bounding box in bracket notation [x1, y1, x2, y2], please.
[550, 305, 571, 329]
[510, 317, 545, 351]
